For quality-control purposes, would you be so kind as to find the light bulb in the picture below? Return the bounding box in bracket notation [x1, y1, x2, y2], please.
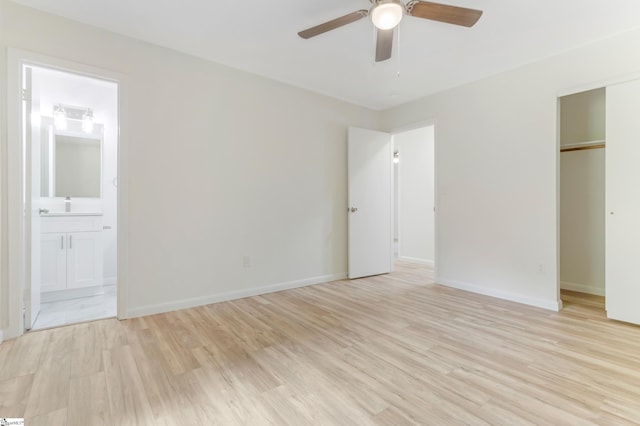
[82, 108, 94, 133]
[30, 112, 41, 127]
[53, 104, 67, 130]
[371, 2, 404, 30]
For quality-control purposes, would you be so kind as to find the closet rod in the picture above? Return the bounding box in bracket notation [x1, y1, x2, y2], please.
[560, 144, 605, 153]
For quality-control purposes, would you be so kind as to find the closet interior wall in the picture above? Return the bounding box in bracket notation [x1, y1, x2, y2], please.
[559, 88, 606, 296]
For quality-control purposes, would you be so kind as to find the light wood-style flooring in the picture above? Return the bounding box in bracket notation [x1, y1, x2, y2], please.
[2, 262, 640, 425]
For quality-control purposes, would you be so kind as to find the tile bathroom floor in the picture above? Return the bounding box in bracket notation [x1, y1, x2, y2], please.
[31, 285, 117, 330]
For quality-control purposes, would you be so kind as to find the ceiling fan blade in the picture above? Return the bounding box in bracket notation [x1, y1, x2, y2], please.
[298, 10, 368, 39]
[408, 1, 483, 27]
[375, 29, 394, 62]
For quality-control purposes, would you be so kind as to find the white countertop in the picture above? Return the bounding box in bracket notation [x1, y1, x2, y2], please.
[41, 212, 103, 217]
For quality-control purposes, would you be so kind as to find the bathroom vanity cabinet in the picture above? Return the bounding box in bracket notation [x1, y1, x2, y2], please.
[40, 214, 103, 293]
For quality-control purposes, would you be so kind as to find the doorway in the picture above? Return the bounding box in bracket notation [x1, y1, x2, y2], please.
[393, 125, 436, 268]
[29, 65, 118, 330]
[558, 88, 606, 314]
[7, 51, 121, 335]
[346, 123, 437, 279]
[558, 78, 640, 325]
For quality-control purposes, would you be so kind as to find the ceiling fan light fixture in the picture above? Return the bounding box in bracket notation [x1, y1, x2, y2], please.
[371, 0, 404, 30]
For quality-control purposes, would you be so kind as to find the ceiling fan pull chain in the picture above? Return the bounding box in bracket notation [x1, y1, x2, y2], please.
[396, 24, 401, 77]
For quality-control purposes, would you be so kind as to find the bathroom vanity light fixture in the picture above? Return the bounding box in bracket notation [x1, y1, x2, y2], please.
[53, 104, 67, 130]
[82, 108, 94, 133]
[54, 104, 98, 132]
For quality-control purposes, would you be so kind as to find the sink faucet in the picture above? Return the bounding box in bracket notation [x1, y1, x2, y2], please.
[65, 196, 71, 213]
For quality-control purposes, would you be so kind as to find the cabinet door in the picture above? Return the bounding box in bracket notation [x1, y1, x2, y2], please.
[40, 233, 67, 292]
[67, 231, 103, 289]
[605, 79, 640, 325]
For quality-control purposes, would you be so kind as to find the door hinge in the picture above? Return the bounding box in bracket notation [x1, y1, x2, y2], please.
[22, 88, 31, 102]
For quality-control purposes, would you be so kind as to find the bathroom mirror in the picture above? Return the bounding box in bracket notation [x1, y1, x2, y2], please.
[41, 120, 103, 198]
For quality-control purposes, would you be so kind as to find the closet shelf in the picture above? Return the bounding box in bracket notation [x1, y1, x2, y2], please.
[560, 140, 605, 152]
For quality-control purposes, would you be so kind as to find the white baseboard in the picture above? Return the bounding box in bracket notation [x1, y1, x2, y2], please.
[438, 277, 562, 312]
[560, 281, 605, 296]
[398, 256, 435, 267]
[127, 272, 348, 318]
[102, 276, 117, 286]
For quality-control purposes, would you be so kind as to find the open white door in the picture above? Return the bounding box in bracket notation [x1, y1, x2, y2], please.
[605, 79, 640, 325]
[348, 127, 393, 279]
[24, 66, 42, 330]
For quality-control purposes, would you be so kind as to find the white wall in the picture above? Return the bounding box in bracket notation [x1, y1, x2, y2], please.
[382, 26, 640, 310]
[0, 0, 380, 333]
[560, 150, 605, 295]
[394, 126, 435, 265]
[31, 67, 118, 284]
[560, 88, 605, 145]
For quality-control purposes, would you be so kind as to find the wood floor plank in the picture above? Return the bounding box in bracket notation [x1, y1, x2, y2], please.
[103, 345, 155, 425]
[0, 374, 34, 418]
[24, 327, 74, 419]
[27, 408, 67, 426]
[67, 372, 112, 426]
[0, 329, 46, 380]
[3, 262, 640, 424]
[70, 322, 105, 378]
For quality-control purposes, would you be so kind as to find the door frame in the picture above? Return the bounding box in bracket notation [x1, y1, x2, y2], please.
[4, 48, 130, 339]
[555, 71, 640, 311]
[389, 119, 439, 281]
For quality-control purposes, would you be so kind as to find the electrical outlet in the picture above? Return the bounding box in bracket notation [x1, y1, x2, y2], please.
[537, 263, 545, 273]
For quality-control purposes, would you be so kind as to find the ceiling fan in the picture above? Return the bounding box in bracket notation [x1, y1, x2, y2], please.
[298, 0, 483, 62]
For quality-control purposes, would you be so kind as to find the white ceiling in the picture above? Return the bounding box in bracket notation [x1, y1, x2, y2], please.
[11, 0, 640, 110]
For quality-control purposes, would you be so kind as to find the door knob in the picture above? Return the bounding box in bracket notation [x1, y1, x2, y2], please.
[39, 208, 49, 214]
[350, 207, 358, 213]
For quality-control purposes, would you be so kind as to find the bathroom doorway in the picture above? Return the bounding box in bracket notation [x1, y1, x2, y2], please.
[392, 124, 436, 268]
[22, 63, 119, 331]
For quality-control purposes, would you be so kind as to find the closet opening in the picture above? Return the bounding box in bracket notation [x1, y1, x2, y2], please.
[558, 87, 606, 318]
